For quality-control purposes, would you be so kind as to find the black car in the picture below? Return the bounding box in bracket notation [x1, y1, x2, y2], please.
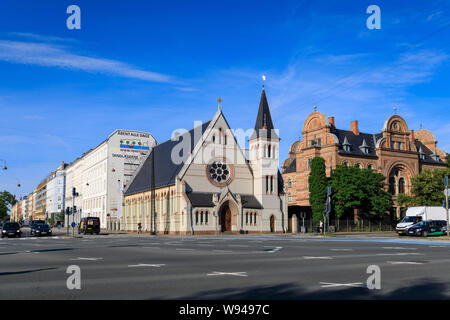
[31, 223, 52, 236]
[1, 222, 22, 238]
[30, 220, 45, 228]
[78, 217, 100, 235]
[407, 220, 447, 237]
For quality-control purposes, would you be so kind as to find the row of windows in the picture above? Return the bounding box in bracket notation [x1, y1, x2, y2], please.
[265, 176, 275, 193]
[195, 211, 209, 225]
[342, 162, 375, 170]
[245, 212, 257, 225]
[211, 128, 228, 145]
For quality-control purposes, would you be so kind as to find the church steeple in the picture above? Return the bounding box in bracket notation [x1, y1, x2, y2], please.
[250, 88, 279, 140]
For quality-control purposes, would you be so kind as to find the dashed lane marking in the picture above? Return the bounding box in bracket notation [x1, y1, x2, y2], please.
[207, 271, 248, 277]
[128, 264, 165, 268]
[376, 253, 422, 256]
[303, 256, 333, 260]
[71, 257, 103, 261]
[320, 282, 365, 288]
[387, 261, 425, 265]
[266, 247, 283, 253]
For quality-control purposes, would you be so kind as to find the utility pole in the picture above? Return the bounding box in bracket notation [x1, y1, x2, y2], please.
[445, 176, 449, 237]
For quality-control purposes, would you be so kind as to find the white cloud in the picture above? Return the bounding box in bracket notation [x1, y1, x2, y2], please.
[0, 39, 173, 83]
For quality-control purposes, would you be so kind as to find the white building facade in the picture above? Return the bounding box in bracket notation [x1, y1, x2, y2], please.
[46, 162, 67, 222]
[64, 130, 157, 229]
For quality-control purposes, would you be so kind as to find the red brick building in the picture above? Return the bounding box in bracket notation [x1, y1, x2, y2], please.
[281, 111, 447, 223]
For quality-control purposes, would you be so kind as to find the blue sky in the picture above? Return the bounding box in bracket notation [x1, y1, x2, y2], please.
[0, 0, 449, 198]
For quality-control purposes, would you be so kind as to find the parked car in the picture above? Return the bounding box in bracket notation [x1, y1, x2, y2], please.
[31, 223, 52, 237]
[78, 217, 100, 235]
[407, 220, 447, 237]
[1, 222, 22, 238]
[396, 215, 423, 236]
[30, 220, 46, 228]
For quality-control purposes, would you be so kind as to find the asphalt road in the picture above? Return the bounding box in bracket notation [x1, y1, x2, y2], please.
[1, 230, 450, 299]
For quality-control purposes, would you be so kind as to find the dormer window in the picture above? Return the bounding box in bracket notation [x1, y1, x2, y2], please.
[342, 136, 351, 152]
[420, 153, 425, 160]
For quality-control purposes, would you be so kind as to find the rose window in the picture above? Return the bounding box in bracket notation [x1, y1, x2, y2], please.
[208, 161, 230, 183]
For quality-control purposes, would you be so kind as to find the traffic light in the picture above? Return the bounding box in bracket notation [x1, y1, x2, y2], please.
[72, 187, 77, 196]
[66, 207, 70, 214]
[73, 205, 77, 213]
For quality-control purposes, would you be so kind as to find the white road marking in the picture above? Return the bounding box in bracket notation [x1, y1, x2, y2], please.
[387, 261, 424, 265]
[267, 246, 283, 253]
[176, 248, 194, 251]
[383, 247, 417, 250]
[320, 282, 364, 288]
[429, 245, 446, 248]
[303, 256, 333, 260]
[229, 245, 249, 247]
[376, 253, 422, 256]
[207, 271, 248, 277]
[71, 257, 103, 261]
[128, 264, 165, 268]
[213, 250, 233, 253]
[198, 244, 213, 247]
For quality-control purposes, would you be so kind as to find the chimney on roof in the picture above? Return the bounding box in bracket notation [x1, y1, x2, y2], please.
[328, 117, 335, 128]
[350, 120, 359, 135]
[409, 130, 415, 143]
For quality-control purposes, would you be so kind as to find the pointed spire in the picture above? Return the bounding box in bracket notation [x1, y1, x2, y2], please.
[250, 87, 278, 140]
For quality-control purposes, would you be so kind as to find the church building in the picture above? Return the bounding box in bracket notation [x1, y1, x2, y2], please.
[121, 88, 287, 234]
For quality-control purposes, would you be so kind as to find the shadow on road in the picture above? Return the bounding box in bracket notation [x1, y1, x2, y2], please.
[0, 267, 57, 277]
[176, 279, 448, 300]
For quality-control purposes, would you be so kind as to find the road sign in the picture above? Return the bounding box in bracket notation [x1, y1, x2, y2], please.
[445, 176, 448, 188]
[71, 222, 76, 228]
[444, 189, 450, 197]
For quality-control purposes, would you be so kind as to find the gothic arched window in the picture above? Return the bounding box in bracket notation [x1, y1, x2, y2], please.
[399, 178, 405, 194]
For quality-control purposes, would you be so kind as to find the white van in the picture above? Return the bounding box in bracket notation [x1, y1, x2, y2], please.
[396, 206, 448, 236]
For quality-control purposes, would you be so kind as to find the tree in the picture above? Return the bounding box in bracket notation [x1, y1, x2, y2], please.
[446, 153, 450, 167]
[398, 168, 450, 207]
[56, 210, 65, 223]
[0, 191, 17, 221]
[308, 157, 328, 222]
[329, 165, 391, 219]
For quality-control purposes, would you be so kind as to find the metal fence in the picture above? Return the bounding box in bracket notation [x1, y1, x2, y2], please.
[294, 218, 395, 233]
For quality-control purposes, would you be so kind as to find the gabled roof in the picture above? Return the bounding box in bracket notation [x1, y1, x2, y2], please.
[124, 121, 211, 195]
[250, 88, 279, 140]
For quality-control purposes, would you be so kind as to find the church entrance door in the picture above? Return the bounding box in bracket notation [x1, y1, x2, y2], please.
[220, 204, 232, 232]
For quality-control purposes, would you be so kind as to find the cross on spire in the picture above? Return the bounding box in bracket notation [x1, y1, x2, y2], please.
[314, 105, 317, 112]
[217, 96, 222, 111]
[394, 105, 397, 114]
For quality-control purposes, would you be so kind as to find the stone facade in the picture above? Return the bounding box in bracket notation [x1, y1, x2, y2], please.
[282, 111, 447, 221]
